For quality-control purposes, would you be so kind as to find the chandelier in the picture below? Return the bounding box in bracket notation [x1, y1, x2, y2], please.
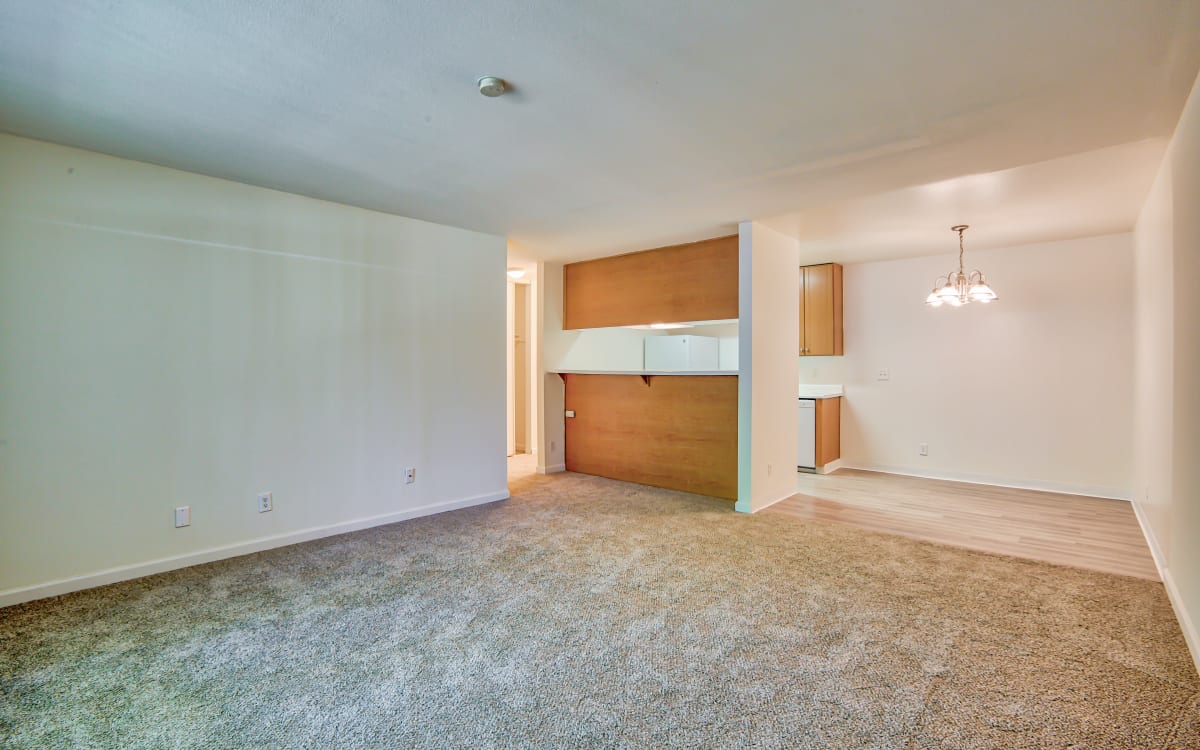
[925, 225, 998, 307]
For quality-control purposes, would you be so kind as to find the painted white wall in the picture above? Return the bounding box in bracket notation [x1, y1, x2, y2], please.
[718, 338, 739, 372]
[0, 134, 508, 604]
[801, 233, 1133, 499]
[736, 221, 800, 513]
[1133, 69, 1200, 673]
[1133, 161, 1174, 558]
[549, 327, 659, 371]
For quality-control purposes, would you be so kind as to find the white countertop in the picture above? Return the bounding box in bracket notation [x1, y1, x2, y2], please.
[798, 384, 843, 399]
[556, 369, 737, 376]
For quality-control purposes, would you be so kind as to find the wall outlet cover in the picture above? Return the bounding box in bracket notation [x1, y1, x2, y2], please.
[404, 467, 416, 484]
[174, 506, 191, 528]
[257, 492, 273, 513]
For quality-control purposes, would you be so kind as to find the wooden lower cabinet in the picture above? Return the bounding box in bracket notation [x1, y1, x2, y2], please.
[815, 397, 841, 467]
[563, 374, 738, 500]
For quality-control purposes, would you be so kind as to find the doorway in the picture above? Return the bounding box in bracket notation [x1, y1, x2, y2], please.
[513, 282, 529, 454]
[507, 264, 537, 473]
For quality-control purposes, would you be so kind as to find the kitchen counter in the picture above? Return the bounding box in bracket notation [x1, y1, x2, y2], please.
[557, 369, 737, 376]
[799, 384, 844, 399]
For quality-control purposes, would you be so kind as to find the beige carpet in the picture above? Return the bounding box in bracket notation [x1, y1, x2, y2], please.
[1, 470, 1197, 748]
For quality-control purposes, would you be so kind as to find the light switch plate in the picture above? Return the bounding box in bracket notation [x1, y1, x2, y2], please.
[877, 368, 890, 381]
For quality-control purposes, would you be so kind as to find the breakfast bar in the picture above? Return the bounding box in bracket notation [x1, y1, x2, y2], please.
[557, 371, 738, 500]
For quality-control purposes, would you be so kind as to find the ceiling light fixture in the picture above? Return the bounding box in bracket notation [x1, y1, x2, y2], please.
[925, 225, 998, 307]
[477, 76, 508, 97]
[506, 267, 526, 280]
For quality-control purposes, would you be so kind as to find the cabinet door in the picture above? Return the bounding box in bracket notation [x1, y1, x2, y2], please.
[798, 266, 807, 355]
[803, 264, 836, 355]
[814, 397, 841, 467]
[564, 235, 738, 329]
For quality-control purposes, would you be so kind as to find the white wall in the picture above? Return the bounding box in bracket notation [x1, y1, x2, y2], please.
[549, 327, 660, 371]
[1133, 161, 1174, 556]
[805, 233, 1133, 499]
[736, 221, 800, 512]
[0, 134, 508, 604]
[1133, 69, 1200, 673]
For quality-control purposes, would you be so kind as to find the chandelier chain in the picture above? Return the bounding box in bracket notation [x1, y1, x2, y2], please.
[958, 227, 965, 274]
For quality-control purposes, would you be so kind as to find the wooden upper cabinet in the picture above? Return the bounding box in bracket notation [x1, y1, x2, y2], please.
[564, 235, 739, 329]
[800, 263, 843, 356]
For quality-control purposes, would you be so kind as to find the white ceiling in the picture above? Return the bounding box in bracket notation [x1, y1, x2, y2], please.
[764, 138, 1170, 264]
[2, 1, 1198, 263]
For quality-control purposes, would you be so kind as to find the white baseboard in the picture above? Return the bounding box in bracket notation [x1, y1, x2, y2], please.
[843, 462, 1130, 501]
[735, 489, 794, 514]
[1130, 499, 1168, 579]
[1130, 500, 1200, 675]
[537, 463, 566, 474]
[817, 459, 844, 475]
[1162, 566, 1200, 677]
[0, 490, 509, 609]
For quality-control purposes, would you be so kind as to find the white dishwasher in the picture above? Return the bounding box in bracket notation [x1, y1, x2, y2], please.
[798, 398, 816, 469]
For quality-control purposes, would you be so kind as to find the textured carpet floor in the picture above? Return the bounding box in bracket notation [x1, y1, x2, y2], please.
[2, 471, 1197, 749]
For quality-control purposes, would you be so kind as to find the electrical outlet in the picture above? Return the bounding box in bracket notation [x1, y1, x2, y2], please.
[877, 368, 890, 381]
[767, 463, 773, 476]
[919, 443, 929, 456]
[257, 492, 273, 513]
[174, 506, 190, 528]
[404, 467, 416, 484]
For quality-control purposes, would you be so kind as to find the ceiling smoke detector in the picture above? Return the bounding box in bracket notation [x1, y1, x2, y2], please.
[476, 76, 508, 97]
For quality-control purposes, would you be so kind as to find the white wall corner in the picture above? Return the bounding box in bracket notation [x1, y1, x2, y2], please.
[1162, 566, 1200, 678]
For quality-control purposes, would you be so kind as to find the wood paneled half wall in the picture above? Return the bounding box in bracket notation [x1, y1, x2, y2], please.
[563, 235, 738, 329]
[563, 374, 738, 500]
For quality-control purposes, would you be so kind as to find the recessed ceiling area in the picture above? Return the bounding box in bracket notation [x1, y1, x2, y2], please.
[763, 138, 1170, 265]
[1, 1, 1197, 263]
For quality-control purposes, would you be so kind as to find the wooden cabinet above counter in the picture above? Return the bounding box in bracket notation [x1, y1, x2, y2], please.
[564, 235, 738, 329]
[800, 263, 843, 356]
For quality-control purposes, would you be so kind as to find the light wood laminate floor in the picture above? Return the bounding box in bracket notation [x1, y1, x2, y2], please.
[768, 469, 1158, 580]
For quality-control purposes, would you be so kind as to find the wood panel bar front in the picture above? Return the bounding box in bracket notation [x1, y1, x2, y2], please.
[564, 374, 738, 500]
[563, 235, 739, 329]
